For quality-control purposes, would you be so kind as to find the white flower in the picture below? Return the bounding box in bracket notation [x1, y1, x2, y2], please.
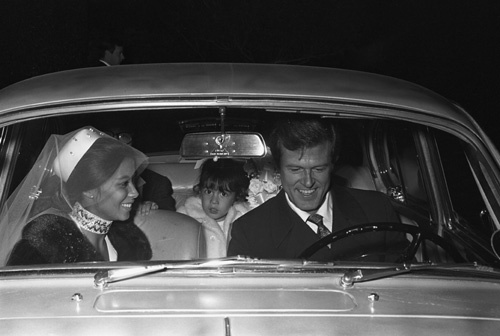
[247, 195, 259, 208]
[262, 180, 278, 194]
[248, 178, 264, 195]
[246, 175, 281, 209]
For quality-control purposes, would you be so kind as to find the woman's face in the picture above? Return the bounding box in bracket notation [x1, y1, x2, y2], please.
[201, 188, 236, 221]
[86, 158, 139, 221]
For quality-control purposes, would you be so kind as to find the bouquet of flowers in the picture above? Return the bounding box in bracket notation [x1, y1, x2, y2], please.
[246, 156, 282, 209]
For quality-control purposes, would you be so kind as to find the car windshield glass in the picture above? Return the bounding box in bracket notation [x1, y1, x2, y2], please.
[0, 108, 499, 269]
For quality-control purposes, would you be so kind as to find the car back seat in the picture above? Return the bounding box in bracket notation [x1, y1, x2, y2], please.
[335, 164, 377, 191]
[134, 210, 206, 260]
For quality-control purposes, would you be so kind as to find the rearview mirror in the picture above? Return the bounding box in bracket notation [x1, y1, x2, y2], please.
[180, 132, 267, 159]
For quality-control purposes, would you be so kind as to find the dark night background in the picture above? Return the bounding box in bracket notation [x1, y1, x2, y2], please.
[1, 0, 499, 141]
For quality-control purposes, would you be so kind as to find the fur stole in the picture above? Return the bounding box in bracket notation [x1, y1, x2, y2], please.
[7, 214, 151, 265]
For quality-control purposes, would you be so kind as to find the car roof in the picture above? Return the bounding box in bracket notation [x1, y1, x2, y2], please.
[0, 63, 462, 117]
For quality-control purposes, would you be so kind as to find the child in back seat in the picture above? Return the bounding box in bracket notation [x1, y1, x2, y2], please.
[177, 159, 250, 258]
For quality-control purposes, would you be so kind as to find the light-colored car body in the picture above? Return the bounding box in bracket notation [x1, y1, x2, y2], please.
[1, 63, 500, 335]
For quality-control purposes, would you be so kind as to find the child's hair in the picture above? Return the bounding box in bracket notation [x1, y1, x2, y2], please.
[194, 159, 250, 202]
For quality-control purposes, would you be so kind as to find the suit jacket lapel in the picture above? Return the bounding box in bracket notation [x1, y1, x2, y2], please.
[270, 190, 331, 258]
[267, 185, 392, 260]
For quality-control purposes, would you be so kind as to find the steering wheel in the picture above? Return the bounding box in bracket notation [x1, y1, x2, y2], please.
[299, 222, 465, 263]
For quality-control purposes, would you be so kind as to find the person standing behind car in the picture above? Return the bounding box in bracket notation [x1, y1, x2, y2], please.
[87, 37, 125, 67]
[228, 117, 405, 261]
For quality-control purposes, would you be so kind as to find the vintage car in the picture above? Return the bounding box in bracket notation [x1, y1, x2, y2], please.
[0, 63, 500, 335]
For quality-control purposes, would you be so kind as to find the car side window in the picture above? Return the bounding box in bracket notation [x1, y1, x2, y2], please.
[389, 126, 428, 206]
[7, 119, 61, 197]
[434, 131, 496, 238]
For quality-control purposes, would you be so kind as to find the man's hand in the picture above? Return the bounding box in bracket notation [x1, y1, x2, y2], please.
[136, 201, 159, 216]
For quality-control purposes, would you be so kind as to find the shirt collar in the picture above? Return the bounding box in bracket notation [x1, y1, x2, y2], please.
[285, 191, 332, 230]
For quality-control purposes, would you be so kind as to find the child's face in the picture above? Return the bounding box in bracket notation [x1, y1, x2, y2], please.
[201, 188, 237, 221]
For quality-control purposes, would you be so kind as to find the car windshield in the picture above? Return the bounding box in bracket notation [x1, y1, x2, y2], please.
[0, 104, 498, 269]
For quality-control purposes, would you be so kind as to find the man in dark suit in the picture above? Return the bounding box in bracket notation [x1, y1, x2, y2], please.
[139, 168, 176, 211]
[228, 118, 405, 261]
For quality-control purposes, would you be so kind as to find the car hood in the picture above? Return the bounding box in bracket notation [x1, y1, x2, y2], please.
[1, 261, 500, 335]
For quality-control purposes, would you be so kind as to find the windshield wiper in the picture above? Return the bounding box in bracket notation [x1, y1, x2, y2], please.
[94, 256, 334, 288]
[340, 262, 500, 288]
[95, 257, 499, 289]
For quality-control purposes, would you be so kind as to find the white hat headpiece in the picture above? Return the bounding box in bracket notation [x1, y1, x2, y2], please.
[52, 128, 104, 182]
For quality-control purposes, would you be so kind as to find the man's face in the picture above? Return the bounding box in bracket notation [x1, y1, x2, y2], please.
[279, 142, 333, 214]
[105, 45, 125, 65]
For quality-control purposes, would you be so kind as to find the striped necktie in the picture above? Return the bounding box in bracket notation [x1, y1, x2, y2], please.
[308, 214, 331, 239]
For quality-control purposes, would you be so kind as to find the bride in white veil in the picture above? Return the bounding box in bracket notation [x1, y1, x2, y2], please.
[0, 126, 151, 266]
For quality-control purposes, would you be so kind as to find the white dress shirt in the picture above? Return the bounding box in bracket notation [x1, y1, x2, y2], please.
[285, 191, 333, 234]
